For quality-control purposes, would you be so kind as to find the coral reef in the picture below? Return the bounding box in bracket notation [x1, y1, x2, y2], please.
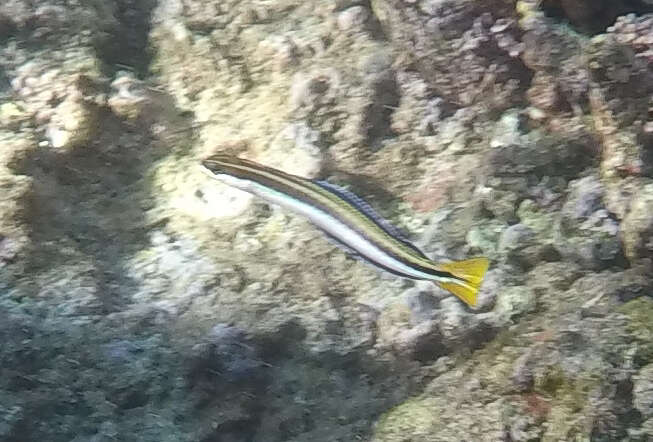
[1, 0, 652, 440]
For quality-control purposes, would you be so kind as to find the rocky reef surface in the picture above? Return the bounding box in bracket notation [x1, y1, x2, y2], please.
[0, 0, 652, 441]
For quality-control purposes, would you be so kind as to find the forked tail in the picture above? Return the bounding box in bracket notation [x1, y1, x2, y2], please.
[435, 257, 490, 307]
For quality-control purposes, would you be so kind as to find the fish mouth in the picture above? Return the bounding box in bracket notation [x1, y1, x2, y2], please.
[200, 153, 234, 171]
[198, 161, 218, 177]
[200, 156, 222, 172]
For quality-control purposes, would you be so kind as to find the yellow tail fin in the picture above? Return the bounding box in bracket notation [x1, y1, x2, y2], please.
[436, 257, 490, 307]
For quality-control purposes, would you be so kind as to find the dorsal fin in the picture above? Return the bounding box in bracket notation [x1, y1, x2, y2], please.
[313, 180, 428, 258]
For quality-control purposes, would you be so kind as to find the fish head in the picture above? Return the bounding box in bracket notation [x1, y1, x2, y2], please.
[200, 154, 255, 191]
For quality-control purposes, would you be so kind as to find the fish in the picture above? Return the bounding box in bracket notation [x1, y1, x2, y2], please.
[200, 155, 489, 306]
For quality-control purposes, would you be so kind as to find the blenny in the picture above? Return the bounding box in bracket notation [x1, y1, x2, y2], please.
[201, 155, 489, 306]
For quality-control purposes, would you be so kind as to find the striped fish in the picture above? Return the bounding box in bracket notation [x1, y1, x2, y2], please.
[201, 155, 489, 306]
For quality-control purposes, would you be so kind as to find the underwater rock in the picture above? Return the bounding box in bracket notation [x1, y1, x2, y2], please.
[602, 176, 641, 221]
[0, 1, 29, 34]
[6, 41, 106, 132]
[526, 71, 560, 112]
[254, 34, 301, 72]
[622, 182, 653, 261]
[608, 13, 653, 61]
[587, 29, 652, 180]
[108, 71, 150, 121]
[359, 51, 398, 147]
[511, 350, 535, 392]
[4, 0, 653, 440]
[371, 0, 529, 112]
[520, 6, 592, 116]
[190, 324, 266, 385]
[0, 132, 36, 173]
[389, 71, 433, 135]
[376, 296, 446, 361]
[108, 70, 191, 141]
[634, 363, 653, 419]
[405, 288, 440, 322]
[47, 92, 99, 150]
[480, 111, 595, 223]
[473, 267, 501, 311]
[337, 5, 370, 32]
[417, 205, 478, 255]
[486, 129, 593, 182]
[498, 223, 539, 269]
[538, 0, 652, 35]
[477, 186, 521, 222]
[516, 199, 558, 246]
[0, 404, 23, 440]
[289, 69, 341, 115]
[489, 285, 537, 326]
[466, 219, 504, 261]
[372, 368, 509, 441]
[260, 122, 324, 178]
[554, 175, 623, 270]
[567, 266, 652, 319]
[0, 174, 33, 266]
[408, 154, 478, 213]
[0, 101, 29, 129]
[376, 281, 503, 361]
[526, 262, 582, 304]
